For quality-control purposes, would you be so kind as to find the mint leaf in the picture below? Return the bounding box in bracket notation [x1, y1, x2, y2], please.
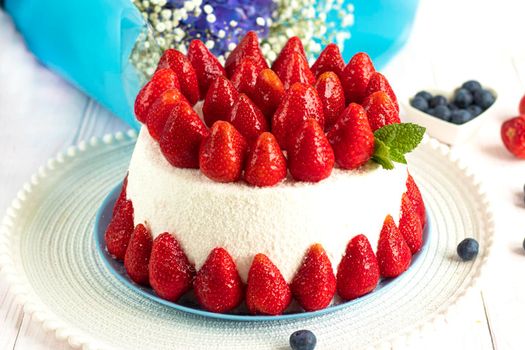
[371, 123, 425, 170]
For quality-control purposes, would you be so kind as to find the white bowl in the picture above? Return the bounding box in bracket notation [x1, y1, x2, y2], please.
[402, 88, 498, 145]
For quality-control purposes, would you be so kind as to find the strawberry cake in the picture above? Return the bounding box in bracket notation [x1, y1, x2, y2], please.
[104, 32, 427, 315]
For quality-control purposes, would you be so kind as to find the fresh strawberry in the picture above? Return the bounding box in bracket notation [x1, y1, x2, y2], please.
[341, 52, 375, 104]
[146, 88, 187, 140]
[229, 94, 268, 140]
[244, 132, 287, 187]
[315, 72, 345, 129]
[113, 174, 128, 215]
[134, 68, 180, 123]
[399, 193, 423, 254]
[327, 103, 374, 169]
[157, 48, 200, 105]
[251, 68, 285, 120]
[365, 72, 399, 112]
[271, 36, 306, 75]
[105, 199, 134, 260]
[246, 253, 291, 315]
[224, 31, 268, 77]
[377, 215, 412, 278]
[230, 58, 260, 99]
[501, 115, 525, 159]
[202, 75, 239, 127]
[406, 173, 426, 227]
[124, 223, 153, 286]
[149, 232, 195, 302]
[362, 91, 400, 131]
[272, 83, 325, 149]
[310, 43, 345, 79]
[187, 39, 226, 97]
[336, 234, 380, 301]
[274, 51, 316, 90]
[199, 121, 248, 183]
[291, 244, 336, 311]
[288, 119, 334, 182]
[159, 100, 210, 168]
[194, 247, 244, 313]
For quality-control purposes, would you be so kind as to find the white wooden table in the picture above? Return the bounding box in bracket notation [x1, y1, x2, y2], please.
[1, 0, 525, 348]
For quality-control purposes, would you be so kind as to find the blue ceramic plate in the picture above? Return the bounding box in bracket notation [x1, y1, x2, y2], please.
[94, 182, 430, 322]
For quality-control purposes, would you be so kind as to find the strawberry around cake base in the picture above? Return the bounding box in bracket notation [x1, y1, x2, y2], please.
[127, 127, 408, 283]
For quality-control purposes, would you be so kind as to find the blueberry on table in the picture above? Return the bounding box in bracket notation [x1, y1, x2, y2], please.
[448, 103, 459, 111]
[432, 105, 451, 121]
[410, 96, 429, 111]
[467, 105, 483, 117]
[453, 88, 473, 108]
[290, 330, 317, 350]
[474, 89, 496, 109]
[462, 80, 482, 93]
[430, 95, 447, 108]
[450, 109, 473, 124]
[415, 90, 433, 102]
[457, 238, 479, 261]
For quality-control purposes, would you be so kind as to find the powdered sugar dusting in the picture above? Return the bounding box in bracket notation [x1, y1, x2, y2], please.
[127, 128, 408, 282]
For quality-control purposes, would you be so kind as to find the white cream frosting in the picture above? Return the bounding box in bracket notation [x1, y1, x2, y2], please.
[127, 127, 408, 283]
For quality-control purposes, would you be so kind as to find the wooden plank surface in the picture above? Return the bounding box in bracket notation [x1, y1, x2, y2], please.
[1, 0, 525, 348]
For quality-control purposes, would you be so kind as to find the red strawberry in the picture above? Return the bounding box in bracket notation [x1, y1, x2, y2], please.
[327, 103, 374, 169]
[246, 253, 291, 315]
[229, 94, 268, 140]
[224, 31, 268, 77]
[187, 39, 226, 97]
[202, 75, 239, 127]
[244, 132, 287, 187]
[271, 36, 306, 75]
[146, 88, 187, 140]
[113, 174, 128, 215]
[288, 119, 334, 182]
[157, 49, 200, 105]
[194, 247, 244, 313]
[362, 91, 400, 131]
[149, 233, 195, 302]
[291, 244, 336, 311]
[399, 193, 423, 254]
[272, 83, 325, 149]
[501, 115, 525, 159]
[134, 68, 179, 123]
[336, 234, 380, 301]
[251, 68, 285, 120]
[377, 215, 412, 278]
[341, 52, 375, 104]
[105, 199, 134, 260]
[275, 51, 315, 90]
[315, 72, 345, 129]
[311, 43, 345, 78]
[199, 121, 248, 183]
[124, 223, 153, 286]
[230, 58, 260, 99]
[365, 72, 399, 112]
[406, 173, 426, 228]
[159, 100, 210, 168]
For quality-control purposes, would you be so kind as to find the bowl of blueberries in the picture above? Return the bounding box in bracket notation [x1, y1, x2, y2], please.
[405, 80, 497, 145]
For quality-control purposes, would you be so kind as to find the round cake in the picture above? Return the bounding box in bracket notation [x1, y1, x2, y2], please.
[104, 32, 427, 315]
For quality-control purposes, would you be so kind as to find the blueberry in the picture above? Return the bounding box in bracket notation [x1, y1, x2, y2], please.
[448, 103, 459, 111]
[467, 105, 483, 117]
[457, 238, 479, 261]
[410, 96, 429, 111]
[450, 109, 473, 124]
[426, 108, 434, 116]
[415, 90, 433, 102]
[290, 330, 317, 350]
[453, 88, 473, 108]
[429, 95, 447, 108]
[473, 90, 496, 109]
[432, 105, 451, 120]
[462, 80, 482, 93]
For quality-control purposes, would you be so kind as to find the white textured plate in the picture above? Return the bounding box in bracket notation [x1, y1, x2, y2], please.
[0, 131, 494, 350]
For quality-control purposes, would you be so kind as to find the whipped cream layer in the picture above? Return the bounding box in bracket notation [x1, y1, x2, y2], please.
[127, 127, 408, 283]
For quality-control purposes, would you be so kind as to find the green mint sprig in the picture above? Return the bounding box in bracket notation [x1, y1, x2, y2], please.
[371, 123, 426, 170]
